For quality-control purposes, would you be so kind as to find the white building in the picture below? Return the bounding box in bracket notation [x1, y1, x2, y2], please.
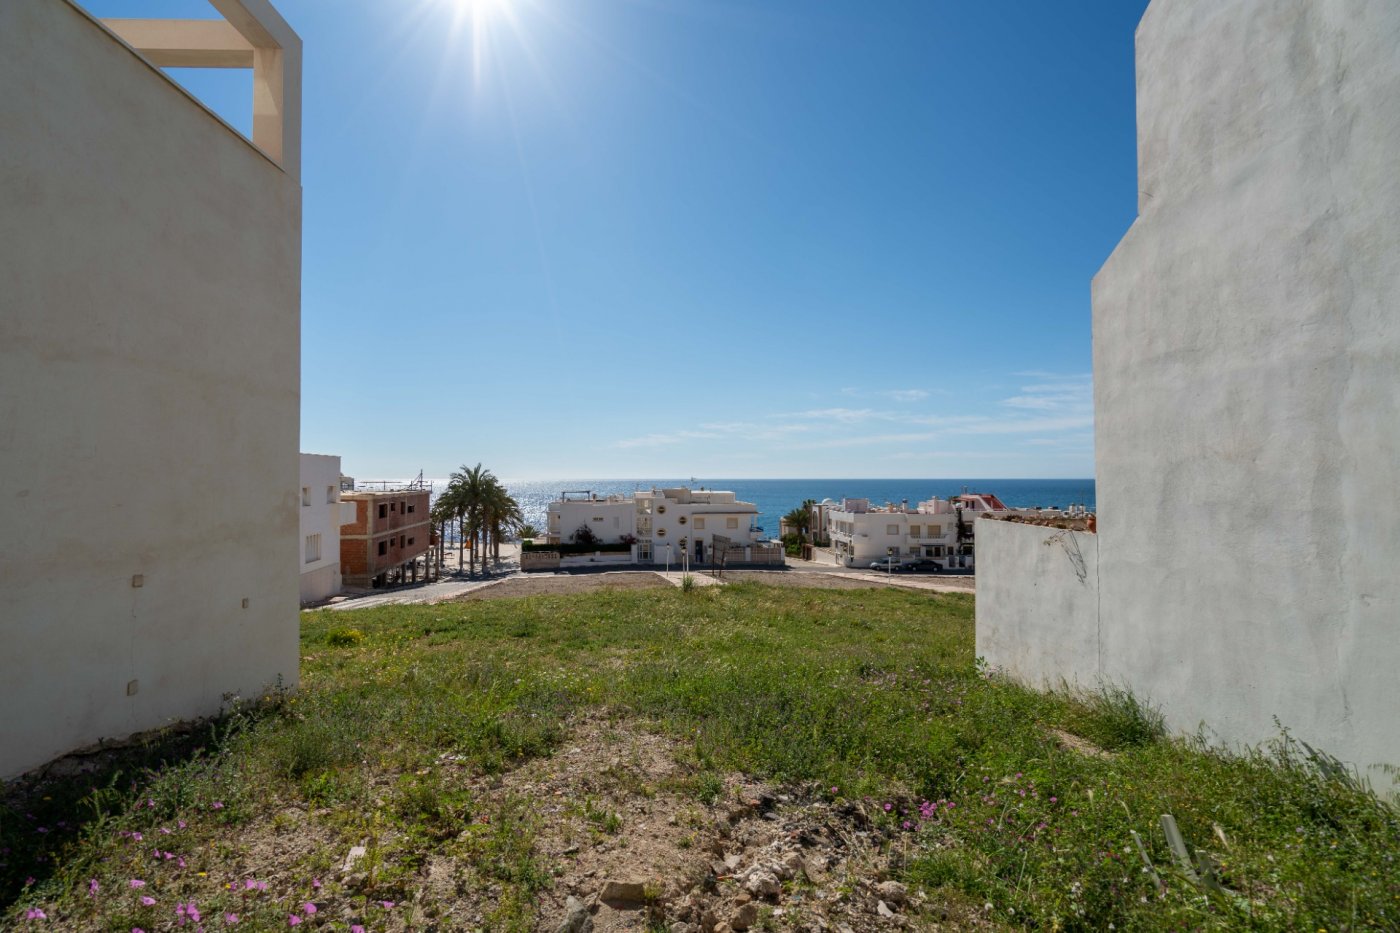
[299, 454, 355, 604]
[1, 0, 302, 778]
[547, 487, 765, 565]
[823, 494, 1013, 568]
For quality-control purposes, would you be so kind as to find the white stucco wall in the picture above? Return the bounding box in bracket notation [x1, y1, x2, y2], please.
[299, 454, 343, 604]
[1097, 0, 1400, 784]
[981, 0, 1400, 788]
[0, 0, 301, 777]
[976, 522, 1100, 690]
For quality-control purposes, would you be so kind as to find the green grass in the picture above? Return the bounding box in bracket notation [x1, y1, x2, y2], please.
[2, 584, 1396, 930]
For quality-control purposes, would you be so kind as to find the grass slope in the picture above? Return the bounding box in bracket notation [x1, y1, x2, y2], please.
[2, 584, 1396, 930]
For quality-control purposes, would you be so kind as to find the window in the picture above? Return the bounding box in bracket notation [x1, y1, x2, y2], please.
[399, 535, 405, 548]
[592, 516, 604, 522]
[638, 541, 652, 561]
[326, 485, 336, 504]
[301, 487, 310, 507]
[390, 502, 396, 513]
[909, 525, 921, 538]
[694, 518, 705, 530]
[378, 504, 388, 519]
[726, 517, 739, 530]
[378, 541, 387, 556]
[400, 500, 406, 514]
[407, 503, 415, 514]
[408, 537, 415, 546]
[305, 533, 321, 563]
[887, 524, 900, 536]
[927, 524, 942, 537]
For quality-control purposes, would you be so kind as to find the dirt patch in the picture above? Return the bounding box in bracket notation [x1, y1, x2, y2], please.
[720, 572, 895, 591]
[421, 715, 989, 932]
[452, 573, 670, 601]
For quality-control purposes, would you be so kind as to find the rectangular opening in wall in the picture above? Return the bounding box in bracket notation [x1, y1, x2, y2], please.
[304, 533, 320, 564]
[301, 487, 309, 507]
[377, 541, 387, 556]
[379, 504, 388, 519]
[326, 486, 335, 504]
[90, 2, 256, 139]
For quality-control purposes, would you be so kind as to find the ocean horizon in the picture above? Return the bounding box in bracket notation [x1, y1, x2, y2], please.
[406, 478, 1095, 539]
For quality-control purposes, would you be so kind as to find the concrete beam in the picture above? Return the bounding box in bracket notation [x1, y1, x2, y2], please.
[100, 19, 253, 68]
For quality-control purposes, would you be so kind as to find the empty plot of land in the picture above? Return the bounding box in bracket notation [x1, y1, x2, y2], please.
[450, 572, 671, 601]
[719, 570, 890, 590]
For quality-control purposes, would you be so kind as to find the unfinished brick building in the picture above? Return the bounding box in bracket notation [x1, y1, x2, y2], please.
[339, 489, 431, 588]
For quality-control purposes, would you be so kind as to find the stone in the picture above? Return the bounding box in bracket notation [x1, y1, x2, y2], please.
[730, 903, 759, 931]
[875, 881, 907, 906]
[557, 896, 593, 933]
[341, 845, 367, 873]
[724, 854, 742, 871]
[700, 908, 719, 931]
[877, 901, 896, 920]
[669, 924, 698, 933]
[600, 880, 649, 906]
[744, 871, 781, 899]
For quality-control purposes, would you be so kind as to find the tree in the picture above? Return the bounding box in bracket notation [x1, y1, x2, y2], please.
[783, 499, 816, 545]
[572, 523, 599, 547]
[519, 524, 542, 540]
[448, 462, 496, 575]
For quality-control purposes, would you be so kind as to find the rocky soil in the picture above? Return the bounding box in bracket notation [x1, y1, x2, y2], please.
[418, 716, 991, 932]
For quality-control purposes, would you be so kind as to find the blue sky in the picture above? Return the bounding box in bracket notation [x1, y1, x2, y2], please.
[85, 0, 1148, 480]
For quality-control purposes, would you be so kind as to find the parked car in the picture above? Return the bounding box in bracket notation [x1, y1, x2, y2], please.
[867, 558, 900, 571]
[903, 559, 943, 573]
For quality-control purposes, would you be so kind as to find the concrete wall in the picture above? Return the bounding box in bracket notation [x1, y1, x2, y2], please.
[299, 454, 343, 604]
[980, 0, 1400, 788]
[0, 0, 301, 777]
[977, 522, 1100, 690]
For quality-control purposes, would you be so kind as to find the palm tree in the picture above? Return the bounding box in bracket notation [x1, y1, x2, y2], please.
[483, 484, 523, 564]
[449, 462, 496, 575]
[519, 523, 541, 540]
[429, 493, 457, 572]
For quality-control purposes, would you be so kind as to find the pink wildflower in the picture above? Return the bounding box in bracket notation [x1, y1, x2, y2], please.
[132, 832, 144, 842]
[302, 903, 317, 915]
[177, 820, 187, 830]
[130, 880, 146, 889]
[211, 802, 224, 810]
[89, 879, 100, 896]
[141, 896, 156, 907]
[379, 900, 395, 909]
[351, 927, 365, 933]
[224, 914, 239, 926]
[882, 802, 892, 812]
[25, 908, 46, 920]
[311, 878, 321, 889]
[287, 915, 301, 926]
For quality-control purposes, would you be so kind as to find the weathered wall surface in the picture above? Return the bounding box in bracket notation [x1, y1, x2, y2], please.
[980, 0, 1400, 787]
[0, 0, 301, 777]
[977, 522, 1100, 691]
[1095, 0, 1400, 784]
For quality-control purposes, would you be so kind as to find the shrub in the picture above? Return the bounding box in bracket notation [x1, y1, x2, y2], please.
[326, 628, 364, 648]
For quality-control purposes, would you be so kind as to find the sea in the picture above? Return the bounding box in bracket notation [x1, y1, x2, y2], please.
[419, 478, 1095, 539]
